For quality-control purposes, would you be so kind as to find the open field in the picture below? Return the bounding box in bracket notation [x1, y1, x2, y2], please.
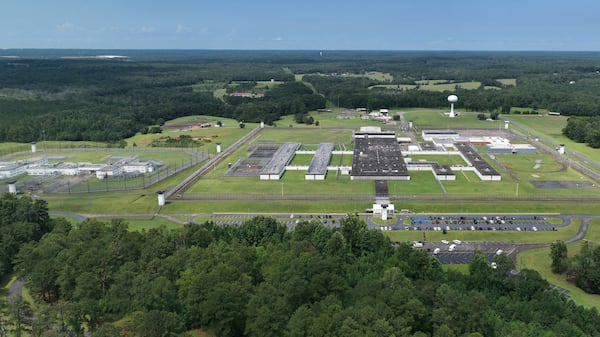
[403, 110, 506, 129]
[408, 154, 468, 166]
[277, 111, 384, 128]
[497, 78, 517, 86]
[505, 114, 600, 164]
[370, 81, 485, 92]
[189, 170, 373, 196]
[99, 216, 183, 232]
[299, 71, 394, 82]
[126, 116, 256, 152]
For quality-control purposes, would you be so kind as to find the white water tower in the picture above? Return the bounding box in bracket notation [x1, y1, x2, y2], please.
[216, 142, 222, 154]
[448, 95, 458, 117]
[31, 142, 37, 153]
[260, 121, 265, 128]
[558, 144, 565, 154]
[504, 120, 510, 129]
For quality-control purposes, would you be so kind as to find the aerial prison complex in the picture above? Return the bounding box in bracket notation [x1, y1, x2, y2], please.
[231, 126, 533, 182]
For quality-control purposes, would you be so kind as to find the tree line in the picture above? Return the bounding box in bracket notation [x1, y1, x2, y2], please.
[8, 212, 600, 337]
[562, 116, 600, 148]
[551, 240, 600, 294]
[2, 52, 600, 143]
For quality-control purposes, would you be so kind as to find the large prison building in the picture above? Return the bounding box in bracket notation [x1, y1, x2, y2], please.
[305, 143, 334, 180]
[351, 131, 410, 180]
[455, 142, 501, 181]
[260, 142, 301, 180]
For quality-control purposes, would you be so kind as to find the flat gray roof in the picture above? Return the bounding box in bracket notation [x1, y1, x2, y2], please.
[307, 143, 334, 175]
[352, 133, 408, 178]
[455, 142, 500, 176]
[433, 163, 454, 176]
[261, 142, 301, 175]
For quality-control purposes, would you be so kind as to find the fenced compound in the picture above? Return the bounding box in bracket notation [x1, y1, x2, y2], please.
[4, 147, 208, 194]
[226, 142, 279, 177]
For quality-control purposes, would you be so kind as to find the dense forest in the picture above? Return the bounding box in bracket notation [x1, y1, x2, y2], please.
[562, 116, 600, 148]
[0, 202, 595, 337]
[1, 51, 600, 142]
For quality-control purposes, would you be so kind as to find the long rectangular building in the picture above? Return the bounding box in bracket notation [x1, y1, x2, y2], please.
[455, 142, 501, 181]
[260, 142, 301, 180]
[306, 143, 334, 180]
[351, 132, 409, 180]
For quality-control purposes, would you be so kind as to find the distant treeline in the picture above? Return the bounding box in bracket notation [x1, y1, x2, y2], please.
[1, 51, 600, 142]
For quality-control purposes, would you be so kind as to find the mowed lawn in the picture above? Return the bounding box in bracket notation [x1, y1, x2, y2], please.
[188, 170, 374, 196]
[403, 110, 506, 129]
[505, 114, 600, 164]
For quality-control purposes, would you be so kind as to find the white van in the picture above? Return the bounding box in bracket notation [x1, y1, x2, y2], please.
[452, 240, 462, 245]
[433, 248, 441, 255]
[448, 244, 456, 252]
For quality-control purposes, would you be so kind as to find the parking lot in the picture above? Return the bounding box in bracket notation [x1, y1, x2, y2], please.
[407, 214, 562, 232]
[423, 241, 519, 264]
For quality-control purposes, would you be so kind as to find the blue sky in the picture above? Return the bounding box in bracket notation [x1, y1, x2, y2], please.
[2, 0, 600, 50]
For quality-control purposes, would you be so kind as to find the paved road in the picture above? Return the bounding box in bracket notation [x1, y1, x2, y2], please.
[7, 279, 24, 300]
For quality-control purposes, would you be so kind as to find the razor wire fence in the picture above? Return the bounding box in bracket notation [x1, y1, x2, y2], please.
[40, 152, 207, 194]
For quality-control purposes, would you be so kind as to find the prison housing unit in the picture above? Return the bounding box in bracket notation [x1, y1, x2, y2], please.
[305, 143, 334, 180]
[432, 163, 456, 181]
[0, 156, 160, 180]
[404, 160, 456, 181]
[260, 142, 301, 180]
[486, 143, 536, 154]
[351, 128, 409, 180]
[455, 142, 501, 181]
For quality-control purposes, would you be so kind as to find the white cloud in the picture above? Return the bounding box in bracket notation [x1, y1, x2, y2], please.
[56, 22, 81, 32]
[176, 24, 190, 33]
[275, 36, 284, 41]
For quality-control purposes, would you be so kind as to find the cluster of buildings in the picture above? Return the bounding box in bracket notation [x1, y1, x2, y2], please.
[256, 126, 531, 183]
[0, 156, 160, 180]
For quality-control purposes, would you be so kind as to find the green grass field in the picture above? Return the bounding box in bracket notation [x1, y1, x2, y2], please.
[403, 110, 506, 129]
[370, 81, 485, 92]
[126, 116, 256, 153]
[408, 154, 468, 166]
[98, 216, 183, 232]
[497, 78, 517, 86]
[505, 115, 600, 164]
[276, 111, 383, 128]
